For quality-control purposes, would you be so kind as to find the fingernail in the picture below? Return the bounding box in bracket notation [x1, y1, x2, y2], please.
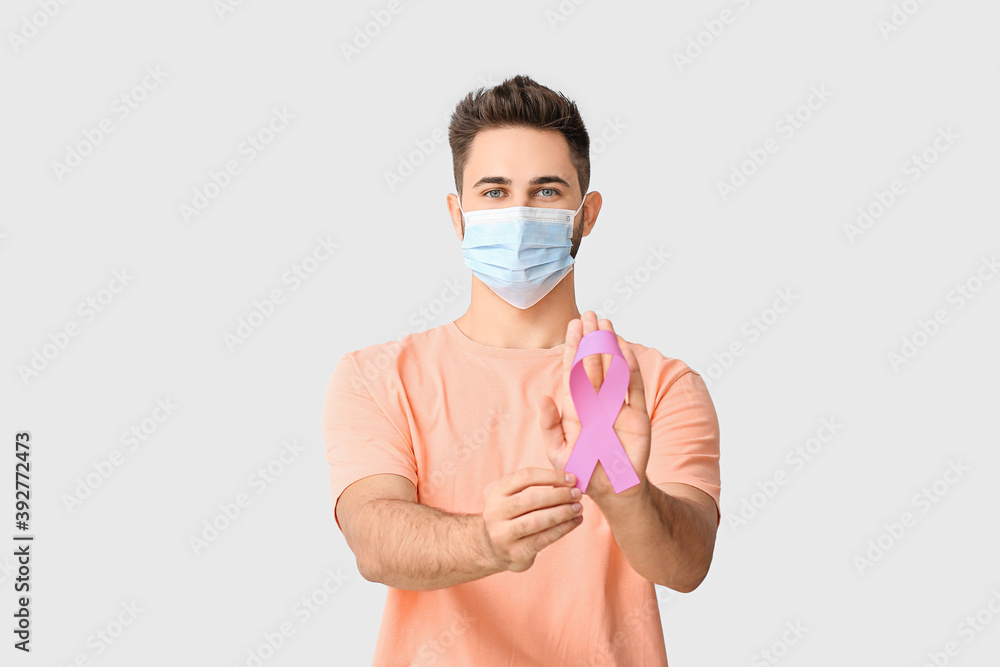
[565, 473, 575, 484]
[571, 488, 581, 499]
[573, 516, 583, 524]
[572, 503, 582, 513]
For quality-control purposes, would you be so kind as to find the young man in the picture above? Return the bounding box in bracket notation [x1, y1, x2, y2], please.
[323, 75, 721, 666]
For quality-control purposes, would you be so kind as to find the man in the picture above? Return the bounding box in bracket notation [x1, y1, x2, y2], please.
[323, 75, 721, 666]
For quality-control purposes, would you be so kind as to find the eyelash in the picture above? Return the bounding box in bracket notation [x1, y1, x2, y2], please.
[485, 188, 560, 198]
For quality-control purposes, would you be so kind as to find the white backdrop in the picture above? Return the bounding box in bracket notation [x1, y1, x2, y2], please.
[2, 1, 999, 665]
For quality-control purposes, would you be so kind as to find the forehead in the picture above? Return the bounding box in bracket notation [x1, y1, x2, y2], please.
[463, 127, 577, 187]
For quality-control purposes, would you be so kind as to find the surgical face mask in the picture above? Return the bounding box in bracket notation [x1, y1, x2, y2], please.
[458, 194, 587, 309]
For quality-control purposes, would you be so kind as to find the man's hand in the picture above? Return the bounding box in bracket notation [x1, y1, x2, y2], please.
[481, 468, 583, 572]
[538, 311, 652, 506]
[536, 312, 718, 590]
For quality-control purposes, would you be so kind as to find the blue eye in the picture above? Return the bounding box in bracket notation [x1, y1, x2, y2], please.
[485, 189, 503, 198]
[538, 188, 557, 197]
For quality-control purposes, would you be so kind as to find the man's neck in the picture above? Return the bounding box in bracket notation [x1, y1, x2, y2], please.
[454, 272, 580, 350]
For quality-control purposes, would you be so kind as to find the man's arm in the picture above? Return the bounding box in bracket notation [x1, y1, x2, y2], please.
[337, 469, 584, 591]
[595, 480, 718, 593]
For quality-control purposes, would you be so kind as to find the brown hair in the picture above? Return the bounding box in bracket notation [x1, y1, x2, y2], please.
[448, 75, 591, 199]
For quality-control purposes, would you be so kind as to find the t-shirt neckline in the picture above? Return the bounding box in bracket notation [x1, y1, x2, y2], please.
[444, 320, 566, 360]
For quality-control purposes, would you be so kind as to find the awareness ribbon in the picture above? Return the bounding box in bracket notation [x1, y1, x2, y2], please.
[563, 330, 641, 494]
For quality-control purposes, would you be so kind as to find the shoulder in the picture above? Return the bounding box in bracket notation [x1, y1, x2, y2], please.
[332, 324, 452, 394]
[624, 338, 706, 395]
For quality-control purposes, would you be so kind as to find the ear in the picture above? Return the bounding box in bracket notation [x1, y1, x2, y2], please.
[580, 191, 602, 239]
[447, 193, 464, 241]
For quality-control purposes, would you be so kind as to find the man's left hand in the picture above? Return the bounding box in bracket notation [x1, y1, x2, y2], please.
[538, 311, 651, 506]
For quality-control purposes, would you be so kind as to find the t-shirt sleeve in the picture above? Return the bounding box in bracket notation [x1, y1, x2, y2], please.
[321, 353, 417, 533]
[645, 368, 722, 526]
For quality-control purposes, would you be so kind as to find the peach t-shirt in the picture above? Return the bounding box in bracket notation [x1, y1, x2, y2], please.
[322, 320, 721, 667]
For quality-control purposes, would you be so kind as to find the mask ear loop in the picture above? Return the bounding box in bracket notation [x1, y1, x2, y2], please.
[575, 192, 589, 222]
[570, 192, 589, 239]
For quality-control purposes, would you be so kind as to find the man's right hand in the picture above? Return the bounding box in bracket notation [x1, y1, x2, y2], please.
[481, 468, 584, 573]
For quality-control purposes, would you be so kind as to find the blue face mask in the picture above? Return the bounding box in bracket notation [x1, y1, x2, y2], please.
[459, 194, 588, 309]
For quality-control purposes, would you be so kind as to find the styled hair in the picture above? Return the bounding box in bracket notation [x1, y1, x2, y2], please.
[448, 75, 591, 199]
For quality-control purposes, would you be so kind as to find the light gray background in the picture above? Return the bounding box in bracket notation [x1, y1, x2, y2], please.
[2, 1, 999, 665]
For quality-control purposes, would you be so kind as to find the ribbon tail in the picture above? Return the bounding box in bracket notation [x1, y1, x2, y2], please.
[600, 432, 641, 494]
[564, 428, 600, 494]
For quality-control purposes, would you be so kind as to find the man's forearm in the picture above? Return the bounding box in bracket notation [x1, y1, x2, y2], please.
[354, 498, 503, 591]
[597, 483, 715, 592]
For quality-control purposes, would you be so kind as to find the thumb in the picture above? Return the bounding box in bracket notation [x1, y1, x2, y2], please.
[538, 394, 567, 469]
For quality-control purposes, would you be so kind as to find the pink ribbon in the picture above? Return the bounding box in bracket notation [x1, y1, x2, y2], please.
[563, 330, 640, 495]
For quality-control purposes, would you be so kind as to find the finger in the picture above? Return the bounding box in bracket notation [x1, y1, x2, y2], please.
[581, 311, 603, 391]
[505, 485, 581, 521]
[564, 317, 583, 364]
[509, 502, 583, 541]
[621, 342, 647, 414]
[520, 515, 583, 554]
[563, 316, 582, 395]
[597, 317, 615, 380]
[498, 467, 576, 498]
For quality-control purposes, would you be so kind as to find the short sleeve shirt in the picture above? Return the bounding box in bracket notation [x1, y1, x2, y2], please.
[322, 321, 721, 666]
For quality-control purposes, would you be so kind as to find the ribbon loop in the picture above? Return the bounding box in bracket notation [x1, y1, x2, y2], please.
[563, 330, 641, 494]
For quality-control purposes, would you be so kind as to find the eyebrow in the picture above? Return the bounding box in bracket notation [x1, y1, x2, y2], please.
[471, 175, 572, 188]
